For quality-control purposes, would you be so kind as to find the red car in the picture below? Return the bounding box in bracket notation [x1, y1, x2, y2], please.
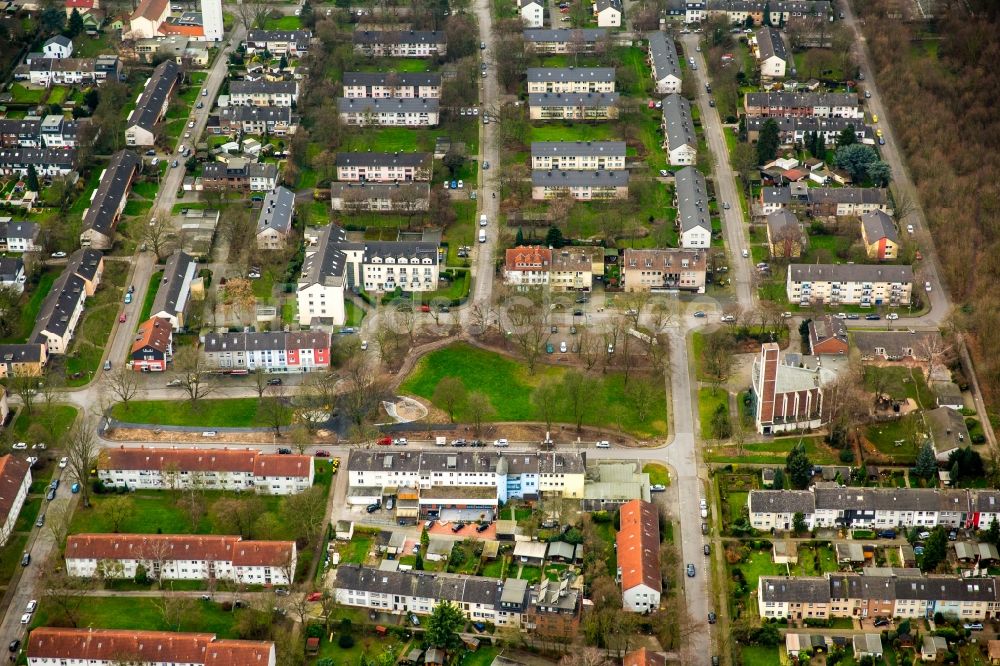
[119, 313, 127, 323]
[376, 436, 392, 446]
[314, 450, 330, 457]
[420, 304, 431, 312]
[306, 592, 323, 602]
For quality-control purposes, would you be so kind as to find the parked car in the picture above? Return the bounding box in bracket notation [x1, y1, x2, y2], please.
[451, 522, 465, 533]
[267, 378, 282, 385]
[8, 639, 19, 652]
[314, 450, 330, 457]
[366, 502, 381, 513]
[58, 456, 68, 468]
[277, 447, 292, 455]
[119, 313, 127, 323]
[494, 438, 509, 447]
[45, 489, 55, 501]
[873, 617, 890, 627]
[71, 483, 80, 493]
[704, 544, 710, 556]
[886, 313, 899, 320]
[865, 314, 881, 321]
[686, 563, 696, 577]
[12, 442, 26, 450]
[34, 515, 44, 528]
[476, 522, 490, 533]
[707, 612, 716, 624]
[20, 552, 30, 566]
[650, 484, 666, 492]
[596, 440, 610, 448]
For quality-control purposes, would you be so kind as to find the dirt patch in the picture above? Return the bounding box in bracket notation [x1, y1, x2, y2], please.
[105, 427, 341, 445]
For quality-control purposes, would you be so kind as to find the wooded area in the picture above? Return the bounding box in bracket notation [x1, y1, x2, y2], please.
[854, 0, 1000, 402]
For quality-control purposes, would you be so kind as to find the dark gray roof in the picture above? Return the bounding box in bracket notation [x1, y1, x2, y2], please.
[748, 489, 815, 514]
[335, 152, 431, 168]
[300, 224, 352, 287]
[32, 272, 86, 340]
[528, 92, 619, 108]
[347, 450, 584, 475]
[766, 209, 799, 236]
[925, 406, 969, 455]
[334, 564, 502, 606]
[809, 187, 888, 206]
[362, 240, 438, 265]
[66, 249, 104, 283]
[755, 27, 787, 63]
[256, 186, 295, 236]
[131, 60, 180, 133]
[0, 148, 75, 168]
[523, 28, 607, 43]
[674, 166, 710, 234]
[971, 490, 1000, 514]
[647, 32, 680, 83]
[809, 487, 970, 513]
[852, 330, 942, 360]
[342, 72, 442, 88]
[336, 98, 439, 114]
[330, 181, 430, 198]
[229, 80, 297, 96]
[352, 30, 443, 46]
[0, 257, 23, 282]
[595, 0, 622, 11]
[0, 220, 39, 241]
[151, 251, 196, 319]
[203, 330, 330, 353]
[532, 169, 628, 187]
[218, 105, 296, 124]
[745, 92, 859, 109]
[662, 94, 696, 152]
[861, 209, 898, 243]
[526, 67, 615, 84]
[0, 344, 44, 364]
[759, 577, 830, 604]
[82, 150, 140, 238]
[762, 186, 791, 204]
[531, 141, 626, 158]
[45, 35, 72, 48]
[202, 160, 278, 180]
[807, 315, 846, 347]
[788, 263, 912, 284]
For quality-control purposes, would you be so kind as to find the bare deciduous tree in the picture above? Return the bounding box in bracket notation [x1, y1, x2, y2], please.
[104, 366, 140, 407]
[66, 418, 100, 507]
[171, 346, 215, 403]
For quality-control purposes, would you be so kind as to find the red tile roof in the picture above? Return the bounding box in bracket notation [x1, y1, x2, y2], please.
[0, 455, 29, 528]
[616, 499, 662, 595]
[130, 0, 167, 21]
[505, 246, 551, 271]
[624, 649, 666, 666]
[65, 533, 294, 567]
[27, 628, 274, 664]
[131, 316, 172, 356]
[99, 447, 312, 479]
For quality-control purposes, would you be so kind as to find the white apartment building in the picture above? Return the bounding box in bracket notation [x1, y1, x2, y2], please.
[342, 72, 442, 98]
[753, 28, 787, 78]
[594, 0, 622, 26]
[526, 67, 616, 94]
[228, 81, 298, 107]
[523, 28, 608, 53]
[27, 629, 275, 666]
[787, 263, 913, 307]
[347, 450, 586, 503]
[244, 29, 312, 56]
[647, 31, 681, 94]
[65, 534, 296, 584]
[0, 456, 30, 548]
[330, 182, 431, 212]
[98, 447, 314, 495]
[337, 98, 439, 126]
[529, 92, 620, 120]
[531, 169, 628, 200]
[352, 30, 446, 57]
[661, 93, 697, 166]
[621, 248, 707, 293]
[335, 152, 431, 182]
[520, 0, 544, 28]
[30, 272, 86, 354]
[674, 166, 711, 248]
[125, 60, 179, 147]
[202, 331, 330, 373]
[744, 92, 864, 119]
[530, 141, 626, 171]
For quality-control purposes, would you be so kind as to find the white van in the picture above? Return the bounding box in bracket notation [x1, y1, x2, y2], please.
[478, 229, 487, 243]
[479, 214, 488, 227]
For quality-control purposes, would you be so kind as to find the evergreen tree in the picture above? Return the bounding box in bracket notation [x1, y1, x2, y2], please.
[771, 468, 785, 490]
[737, 114, 747, 142]
[25, 164, 39, 193]
[545, 226, 565, 248]
[756, 119, 780, 165]
[425, 600, 465, 651]
[515, 227, 524, 245]
[763, 1, 772, 25]
[792, 512, 807, 534]
[785, 441, 813, 489]
[913, 441, 938, 479]
[837, 125, 857, 147]
[987, 518, 1000, 547]
[67, 8, 84, 37]
[300, 0, 315, 28]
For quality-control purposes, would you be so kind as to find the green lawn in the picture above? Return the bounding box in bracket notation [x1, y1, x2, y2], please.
[138, 271, 164, 322]
[354, 58, 433, 73]
[111, 397, 293, 428]
[862, 365, 936, 408]
[642, 463, 670, 486]
[263, 15, 303, 28]
[698, 387, 729, 440]
[707, 436, 839, 465]
[344, 300, 366, 327]
[10, 405, 78, 444]
[10, 84, 44, 104]
[528, 123, 617, 143]
[866, 414, 922, 463]
[70, 491, 294, 539]
[0, 534, 28, 582]
[30, 597, 240, 637]
[459, 647, 499, 666]
[338, 535, 373, 565]
[13, 497, 41, 533]
[518, 565, 542, 582]
[0, 269, 58, 344]
[481, 559, 506, 578]
[65, 262, 130, 385]
[731, 548, 784, 592]
[726, 491, 749, 526]
[741, 646, 780, 666]
[401, 343, 667, 438]
[790, 544, 838, 576]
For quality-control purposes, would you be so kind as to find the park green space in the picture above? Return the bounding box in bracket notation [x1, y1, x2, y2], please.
[110, 397, 293, 428]
[0, 268, 58, 344]
[70, 490, 295, 539]
[30, 597, 240, 637]
[10, 405, 78, 443]
[642, 463, 670, 486]
[698, 387, 729, 440]
[401, 343, 667, 438]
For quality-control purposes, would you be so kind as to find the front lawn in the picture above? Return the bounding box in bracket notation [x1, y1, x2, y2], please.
[0, 268, 58, 344]
[698, 387, 729, 440]
[741, 647, 780, 666]
[401, 343, 667, 438]
[338, 535, 374, 565]
[69, 490, 294, 539]
[30, 597, 240, 637]
[642, 463, 670, 486]
[138, 270, 164, 322]
[263, 15, 303, 29]
[10, 405, 78, 444]
[64, 261, 130, 385]
[110, 397, 293, 428]
[865, 414, 922, 463]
